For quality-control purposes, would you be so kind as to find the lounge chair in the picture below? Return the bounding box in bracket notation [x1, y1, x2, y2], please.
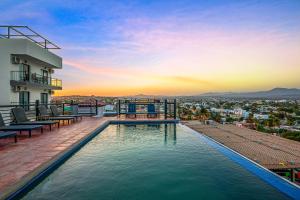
[11, 107, 59, 131]
[39, 105, 75, 125]
[126, 103, 136, 118]
[0, 131, 17, 143]
[147, 104, 158, 118]
[0, 113, 43, 137]
[70, 105, 83, 120]
[50, 105, 80, 121]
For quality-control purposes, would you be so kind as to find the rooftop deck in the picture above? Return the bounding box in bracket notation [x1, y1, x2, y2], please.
[183, 121, 300, 170]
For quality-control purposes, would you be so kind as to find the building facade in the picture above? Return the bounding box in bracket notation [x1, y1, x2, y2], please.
[0, 26, 62, 106]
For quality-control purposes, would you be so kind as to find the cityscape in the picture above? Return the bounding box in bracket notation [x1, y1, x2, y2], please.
[53, 87, 300, 142]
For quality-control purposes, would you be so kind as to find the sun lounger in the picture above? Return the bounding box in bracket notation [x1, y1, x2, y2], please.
[70, 105, 83, 120]
[39, 105, 75, 125]
[0, 131, 17, 143]
[126, 103, 136, 118]
[0, 113, 43, 137]
[11, 107, 59, 130]
[147, 104, 158, 118]
[50, 105, 80, 121]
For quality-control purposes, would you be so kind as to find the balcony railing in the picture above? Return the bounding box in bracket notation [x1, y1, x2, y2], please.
[10, 71, 62, 88]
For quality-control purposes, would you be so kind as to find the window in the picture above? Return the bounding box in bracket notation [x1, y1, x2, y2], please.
[41, 93, 48, 106]
[19, 91, 30, 111]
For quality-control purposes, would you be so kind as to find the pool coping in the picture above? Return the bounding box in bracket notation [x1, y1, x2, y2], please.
[181, 124, 300, 200]
[4, 120, 299, 200]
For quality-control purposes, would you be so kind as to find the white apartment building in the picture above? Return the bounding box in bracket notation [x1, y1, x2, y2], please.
[253, 114, 269, 120]
[0, 26, 62, 106]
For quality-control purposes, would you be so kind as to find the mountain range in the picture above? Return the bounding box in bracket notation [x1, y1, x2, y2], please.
[128, 88, 300, 99]
[199, 88, 300, 99]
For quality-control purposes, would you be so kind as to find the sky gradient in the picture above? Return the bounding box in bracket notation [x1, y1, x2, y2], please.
[1, 0, 300, 96]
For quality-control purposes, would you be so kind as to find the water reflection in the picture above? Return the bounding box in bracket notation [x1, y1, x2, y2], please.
[164, 123, 177, 145]
[115, 123, 177, 145]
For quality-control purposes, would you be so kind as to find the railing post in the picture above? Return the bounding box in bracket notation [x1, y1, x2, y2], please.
[7, 27, 10, 38]
[95, 99, 98, 115]
[90, 103, 92, 115]
[174, 99, 176, 119]
[118, 99, 121, 117]
[164, 99, 167, 119]
[70, 100, 74, 114]
[35, 100, 39, 120]
[62, 103, 65, 115]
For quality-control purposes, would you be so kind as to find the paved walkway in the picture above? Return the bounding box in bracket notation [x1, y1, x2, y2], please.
[183, 121, 300, 170]
[0, 117, 112, 198]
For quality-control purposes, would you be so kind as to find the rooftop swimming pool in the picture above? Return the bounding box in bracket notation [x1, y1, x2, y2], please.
[21, 123, 296, 200]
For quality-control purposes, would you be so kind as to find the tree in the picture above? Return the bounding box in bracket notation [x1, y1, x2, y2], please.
[194, 109, 201, 120]
[247, 113, 254, 123]
[226, 117, 234, 123]
[273, 117, 280, 127]
[286, 116, 295, 126]
[200, 107, 210, 121]
[192, 105, 197, 111]
[211, 112, 221, 123]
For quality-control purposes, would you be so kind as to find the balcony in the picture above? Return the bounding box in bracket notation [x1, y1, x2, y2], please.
[10, 71, 62, 90]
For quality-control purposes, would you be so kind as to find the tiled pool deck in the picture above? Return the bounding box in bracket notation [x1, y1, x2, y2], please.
[0, 117, 113, 199]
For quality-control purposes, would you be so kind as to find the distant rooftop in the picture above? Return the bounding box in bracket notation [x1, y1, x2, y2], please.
[0, 25, 60, 49]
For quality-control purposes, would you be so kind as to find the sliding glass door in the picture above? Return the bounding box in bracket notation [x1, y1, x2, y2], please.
[19, 91, 30, 110]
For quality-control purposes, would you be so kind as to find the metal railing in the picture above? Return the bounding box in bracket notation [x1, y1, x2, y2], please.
[10, 71, 62, 88]
[0, 101, 101, 125]
[49, 100, 104, 116]
[0, 25, 60, 49]
[0, 102, 66, 125]
[117, 99, 177, 119]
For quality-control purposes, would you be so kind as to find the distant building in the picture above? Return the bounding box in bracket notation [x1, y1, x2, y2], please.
[104, 104, 114, 112]
[253, 114, 269, 120]
[235, 122, 256, 129]
[233, 108, 249, 118]
[280, 125, 300, 132]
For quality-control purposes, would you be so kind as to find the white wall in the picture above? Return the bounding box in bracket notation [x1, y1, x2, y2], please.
[0, 42, 12, 105]
[0, 38, 62, 105]
[0, 39, 62, 68]
[10, 88, 51, 104]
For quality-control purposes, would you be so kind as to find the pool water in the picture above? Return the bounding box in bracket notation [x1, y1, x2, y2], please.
[23, 124, 290, 200]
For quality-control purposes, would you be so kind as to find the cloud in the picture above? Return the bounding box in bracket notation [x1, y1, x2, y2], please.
[2, 0, 300, 95]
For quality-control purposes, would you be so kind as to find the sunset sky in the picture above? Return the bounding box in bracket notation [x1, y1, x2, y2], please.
[1, 0, 300, 96]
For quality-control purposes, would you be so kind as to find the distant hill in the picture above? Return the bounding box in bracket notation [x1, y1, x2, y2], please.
[199, 88, 300, 99]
